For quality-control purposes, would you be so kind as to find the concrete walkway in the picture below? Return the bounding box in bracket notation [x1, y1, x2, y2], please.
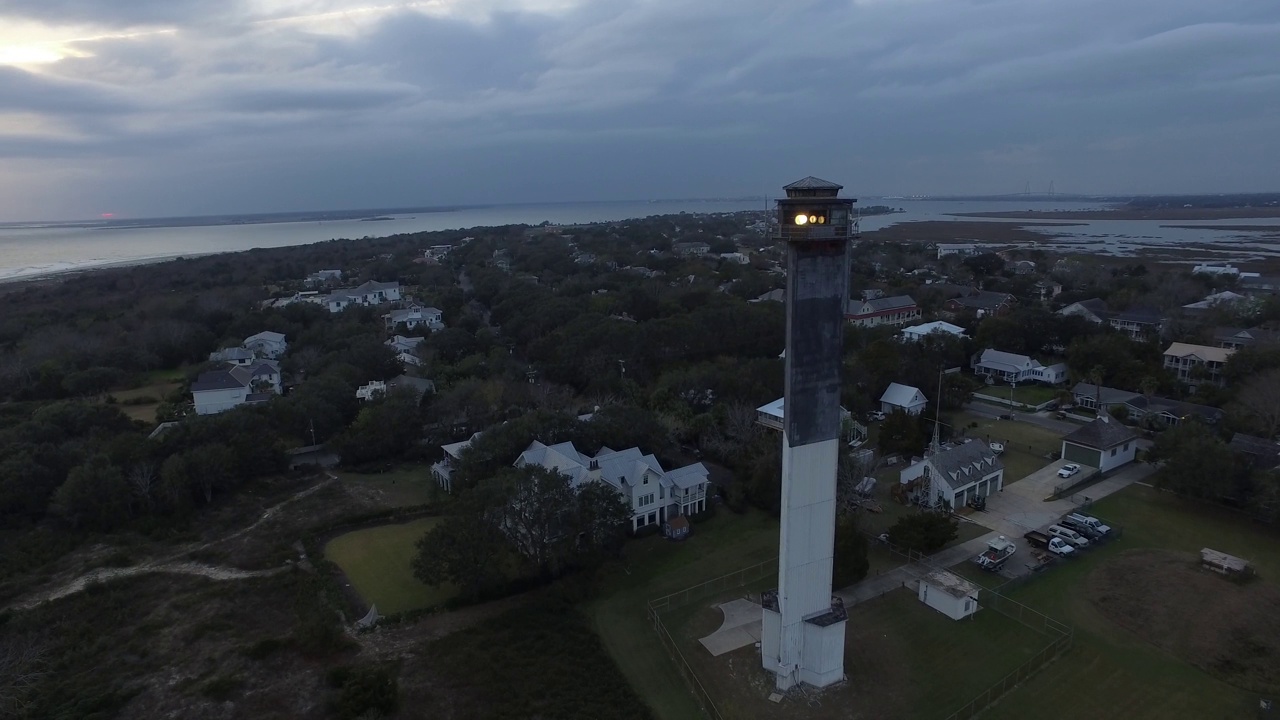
[834, 533, 999, 608]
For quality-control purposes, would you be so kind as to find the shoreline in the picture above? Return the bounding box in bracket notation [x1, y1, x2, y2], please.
[952, 208, 1280, 221]
[0, 252, 225, 289]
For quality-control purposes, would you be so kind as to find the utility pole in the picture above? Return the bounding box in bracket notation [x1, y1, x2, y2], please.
[618, 359, 626, 378]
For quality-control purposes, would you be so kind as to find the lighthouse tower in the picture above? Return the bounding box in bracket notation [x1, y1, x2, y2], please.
[760, 176, 854, 690]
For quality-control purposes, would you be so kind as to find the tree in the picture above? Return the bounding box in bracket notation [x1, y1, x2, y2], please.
[878, 409, 925, 457]
[496, 465, 577, 577]
[1148, 422, 1239, 502]
[832, 515, 870, 587]
[1232, 369, 1280, 439]
[886, 511, 958, 553]
[413, 510, 509, 599]
[49, 455, 132, 531]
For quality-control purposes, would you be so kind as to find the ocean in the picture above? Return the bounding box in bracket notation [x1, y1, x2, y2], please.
[2, 199, 1279, 282]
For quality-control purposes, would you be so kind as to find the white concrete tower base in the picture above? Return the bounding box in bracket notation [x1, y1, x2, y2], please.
[760, 436, 846, 690]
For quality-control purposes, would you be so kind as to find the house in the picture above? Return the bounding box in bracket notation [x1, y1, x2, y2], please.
[305, 269, 343, 285]
[1163, 342, 1235, 387]
[384, 305, 444, 332]
[1070, 383, 1139, 411]
[1108, 307, 1163, 339]
[325, 280, 401, 312]
[970, 349, 1064, 384]
[432, 430, 486, 492]
[1008, 260, 1037, 275]
[899, 439, 1004, 510]
[755, 397, 852, 432]
[1229, 434, 1280, 471]
[880, 383, 927, 415]
[719, 252, 750, 264]
[860, 288, 886, 301]
[672, 241, 711, 257]
[900, 321, 967, 342]
[1060, 413, 1138, 473]
[515, 440, 710, 531]
[750, 288, 785, 304]
[1058, 298, 1111, 324]
[1034, 280, 1063, 301]
[191, 360, 281, 415]
[243, 331, 288, 359]
[1240, 275, 1280, 296]
[492, 250, 511, 272]
[1192, 263, 1257, 277]
[1182, 291, 1256, 316]
[356, 374, 434, 403]
[943, 290, 1015, 318]
[845, 295, 921, 327]
[1124, 395, 1224, 427]
[386, 335, 425, 354]
[1213, 326, 1280, 350]
[936, 243, 980, 258]
[208, 346, 255, 366]
[918, 571, 980, 621]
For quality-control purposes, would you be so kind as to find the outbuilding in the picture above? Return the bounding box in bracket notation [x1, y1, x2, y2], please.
[879, 382, 927, 416]
[918, 571, 980, 620]
[1060, 412, 1138, 473]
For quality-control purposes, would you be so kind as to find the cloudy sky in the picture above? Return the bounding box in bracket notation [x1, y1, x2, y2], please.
[1, 0, 1278, 220]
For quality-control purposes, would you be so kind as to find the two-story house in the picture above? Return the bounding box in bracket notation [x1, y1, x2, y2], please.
[243, 331, 288, 359]
[1163, 342, 1235, 389]
[1213, 326, 1280, 350]
[1057, 298, 1111, 324]
[943, 290, 1015, 318]
[845, 295, 921, 328]
[191, 360, 281, 415]
[672, 241, 711, 257]
[515, 440, 710, 532]
[899, 439, 1004, 510]
[1108, 307, 1164, 339]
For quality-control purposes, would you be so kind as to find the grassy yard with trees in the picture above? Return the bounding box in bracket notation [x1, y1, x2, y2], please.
[324, 517, 454, 615]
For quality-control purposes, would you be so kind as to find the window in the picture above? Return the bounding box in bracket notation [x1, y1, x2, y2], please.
[1110, 448, 1117, 456]
[643, 475, 648, 485]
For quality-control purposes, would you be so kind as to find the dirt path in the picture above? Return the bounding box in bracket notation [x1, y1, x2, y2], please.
[3, 474, 337, 613]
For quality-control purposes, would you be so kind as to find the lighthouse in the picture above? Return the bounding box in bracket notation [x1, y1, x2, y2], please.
[760, 176, 854, 690]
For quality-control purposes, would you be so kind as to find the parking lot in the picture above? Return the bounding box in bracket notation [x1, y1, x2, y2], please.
[970, 459, 1154, 540]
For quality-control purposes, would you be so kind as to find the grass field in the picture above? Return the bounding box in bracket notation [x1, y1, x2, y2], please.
[953, 411, 1062, 483]
[973, 485, 1280, 720]
[589, 510, 781, 720]
[338, 466, 437, 507]
[668, 587, 1050, 719]
[108, 378, 184, 424]
[324, 517, 454, 615]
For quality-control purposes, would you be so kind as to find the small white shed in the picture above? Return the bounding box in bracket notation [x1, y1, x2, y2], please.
[918, 570, 980, 621]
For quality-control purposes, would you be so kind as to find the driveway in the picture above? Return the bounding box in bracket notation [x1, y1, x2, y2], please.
[969, 459, 1156, 538]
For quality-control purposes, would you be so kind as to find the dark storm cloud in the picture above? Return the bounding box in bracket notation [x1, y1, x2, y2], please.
[1, 0, 1279, 219]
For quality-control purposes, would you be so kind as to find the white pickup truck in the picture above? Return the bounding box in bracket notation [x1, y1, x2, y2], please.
[974, 536, 1017, 571]
[1064, 513, 1112, 537]
[1023, 530, 1076, 557]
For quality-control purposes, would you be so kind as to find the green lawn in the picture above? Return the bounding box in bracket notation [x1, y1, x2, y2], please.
[953, 411, 1062, 482]
[323, 517, 454, 615]
[979, 382, 1061, 407]
[667, 587, 1050, 720]
[338, 466, 438, 507]
[977, 485, 1279, 720]
[589, 510, 780, 720]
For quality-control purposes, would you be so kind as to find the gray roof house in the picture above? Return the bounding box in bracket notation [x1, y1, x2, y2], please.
[900, 439, 1004, 511]
[1124, 395, 1224, 427]
[880, 383, 927, 415]
[1230, 433, 1280, 470]
[1058, 298, 1111, 324]
[845, 295, 921, 327]
[1061, 413, 1138, 473]
[516, 440, 711, 532]
[191, 360, 281, 415]
[1071, 383, 1139, 410]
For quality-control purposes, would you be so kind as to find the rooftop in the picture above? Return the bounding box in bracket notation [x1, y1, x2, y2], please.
[1163, 342, 1234, 364]
[922, 570, 979, 599]
[1061, 414, 1137, 450]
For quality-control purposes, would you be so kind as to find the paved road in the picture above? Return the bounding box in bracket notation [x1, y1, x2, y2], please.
[964, 401, 1079, 435]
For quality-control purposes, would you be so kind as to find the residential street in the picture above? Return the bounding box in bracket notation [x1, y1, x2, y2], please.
[963, 401, 1079, 435]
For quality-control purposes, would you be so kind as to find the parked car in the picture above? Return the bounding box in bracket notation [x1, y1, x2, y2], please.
[1064, 513, 1112, 536]
[1047, 524, 1090, 548]
[1023, 530, 1076, 557]
[1057, 463, 1081, 479]
[989, 441, 1005, 455]
[868, 411, 886, 421]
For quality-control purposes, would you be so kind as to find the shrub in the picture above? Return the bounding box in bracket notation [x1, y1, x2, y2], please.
[200, 675, 242, 701]
[328, 665, 399, 720]
[886, 511, 958, 554]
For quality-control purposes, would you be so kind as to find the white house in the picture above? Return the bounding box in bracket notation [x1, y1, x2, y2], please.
[918, 571, 980, 621]
[755, 397, 852, 432]
[971, 349, 1065, 385]
[208, 346, 255, 366]
[325, 280, 401, 312]
[432, 431, 486, 492]
[356, 375, 434, 403]
[936, 243, 980, 258]
[191, 360, 281, 415]
[386, 335, 425, 354]
[899, 439, 1004, 510]
[383, 305, 444, 332]
[243, 331, 288, 359]
[719, 252, 750, 264]
[880, 383, 927, 415]
[355, 380, 386, 401]
[306, 269, 343, 285]
[900, 321, 967, 342]
[1060, 413, 1138, 473]
[1163, 342, 1235, 387]
[516, 440, 710, 532]
[1192, 263, 1258, 278]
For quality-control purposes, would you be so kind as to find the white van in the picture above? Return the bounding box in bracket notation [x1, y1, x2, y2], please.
[1047, 524, 1090, 548]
